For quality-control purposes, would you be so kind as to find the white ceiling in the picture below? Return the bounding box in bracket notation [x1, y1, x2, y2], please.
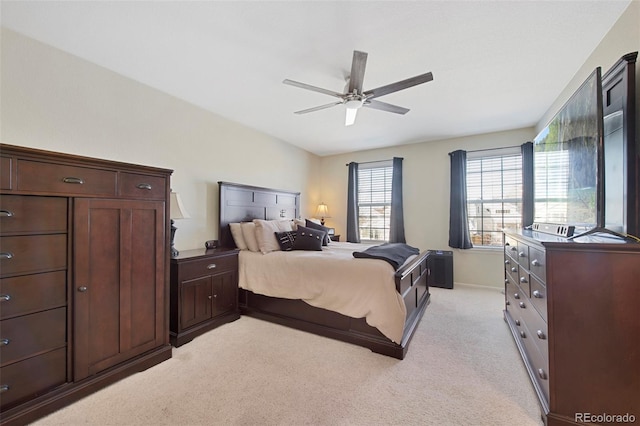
[1, 1, 632, 156]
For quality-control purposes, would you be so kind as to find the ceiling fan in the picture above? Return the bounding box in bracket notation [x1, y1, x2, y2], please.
[283, 50, 433, 126]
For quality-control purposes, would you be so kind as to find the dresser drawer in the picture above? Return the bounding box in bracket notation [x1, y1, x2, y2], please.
[504, 257, 519, 285]
[529, 274, 547, 322]
[519, 321, 549, 402]
[528, 246, 546, 282]
[16, 160, 117, 196]
[0, 195, 67, 236]
[1, 155, 12, 190]
[179, 254, 238, 281]
[118, 172, 167, 200]
[0, 347, 67, 410]
[517, 270, 531, 297]
[523, 304, 549, 362]
[0, 234, 67, 277]
[505, 236, 519, 261]
[516, 241, 529, 268]
[0, 307, 66, 367]
[0, 271, 66, 319]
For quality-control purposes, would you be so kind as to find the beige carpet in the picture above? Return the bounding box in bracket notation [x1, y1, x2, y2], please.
[34, 285, 541, 425]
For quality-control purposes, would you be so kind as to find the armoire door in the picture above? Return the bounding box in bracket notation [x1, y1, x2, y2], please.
[73, 198, 166, 380]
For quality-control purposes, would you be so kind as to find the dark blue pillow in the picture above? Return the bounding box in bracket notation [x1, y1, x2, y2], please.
[305, 219, 330, 246]
[293, 226, 324, 251]
[275, 231, 296, 251]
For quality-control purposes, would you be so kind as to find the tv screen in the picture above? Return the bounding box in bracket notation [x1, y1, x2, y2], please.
[533, 68, 603, 234]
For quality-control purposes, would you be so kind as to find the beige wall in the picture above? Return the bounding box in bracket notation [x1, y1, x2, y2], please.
[318, 128, 535, 288]
[0, 28, 320, 253]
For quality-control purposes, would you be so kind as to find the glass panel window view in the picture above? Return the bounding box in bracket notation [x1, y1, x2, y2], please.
[358, 165, 392, 241]
[467, 153, 523, 247]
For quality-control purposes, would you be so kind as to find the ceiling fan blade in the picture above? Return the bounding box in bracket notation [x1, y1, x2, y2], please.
[364, 100, 410, 115]
[294, 101, 343, 115]
[347, 51, 368, 94]
[283, 79, 343, 98]
[364, 72, 433, 99]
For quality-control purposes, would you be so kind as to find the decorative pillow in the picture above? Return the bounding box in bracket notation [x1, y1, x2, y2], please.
[275, 231, 296, 251]
[293, 225, 324, 251]
[254, 219, 293, 254]
[229, 223, 248, 250]
[241, 222, 260, 252]
[305, 219, 331, 246]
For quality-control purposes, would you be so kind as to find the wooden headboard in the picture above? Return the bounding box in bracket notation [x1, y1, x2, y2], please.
[218, 181, 301, 248]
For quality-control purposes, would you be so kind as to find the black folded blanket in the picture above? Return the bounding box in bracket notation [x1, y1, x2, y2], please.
[353, 243, 420, 270]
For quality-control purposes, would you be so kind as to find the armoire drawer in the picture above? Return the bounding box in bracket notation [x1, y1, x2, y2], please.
[0, 307, 67, 367]
[16, 160, 117, 196]
[0, 234, 67, 277]
[0, 347, 67, 410]
[118, 172, 167, 200]
[0, 195, 67, 236]
[0, 271, 66, 319]
[179, 254, 238, 281]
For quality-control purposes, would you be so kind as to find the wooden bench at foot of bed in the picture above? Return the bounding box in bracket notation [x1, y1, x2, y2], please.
[238, 250, 431, 360]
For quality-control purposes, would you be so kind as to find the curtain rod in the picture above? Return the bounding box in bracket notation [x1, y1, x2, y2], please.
[345, 157, 403, 166]
[463, 143, 528, 154]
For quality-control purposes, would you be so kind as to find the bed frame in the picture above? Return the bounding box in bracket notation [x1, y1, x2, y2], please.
[218, 181, 431, 359]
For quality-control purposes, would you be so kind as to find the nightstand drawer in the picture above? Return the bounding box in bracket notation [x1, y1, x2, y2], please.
[179, 253, 238, 280]
[0, 195, 67, 236]
[0, 271, 66, 319]
[118, 173, 167, 200]
[0, 235, 67, 277]
[16, 160, 117, 196]
[0, 307, 66, 367]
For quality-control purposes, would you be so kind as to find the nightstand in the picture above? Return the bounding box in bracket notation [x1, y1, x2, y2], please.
[330, 234, 340, 242]
[170, 247, 240, 347]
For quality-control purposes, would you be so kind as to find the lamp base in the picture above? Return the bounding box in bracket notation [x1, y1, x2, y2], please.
[170, 219, 179, 258]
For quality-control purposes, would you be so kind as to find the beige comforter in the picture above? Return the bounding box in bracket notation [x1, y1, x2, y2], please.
[238, 242, 408, 343]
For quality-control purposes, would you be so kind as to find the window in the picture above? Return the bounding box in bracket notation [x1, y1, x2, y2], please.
[466, 148, 523, 247]
[358, 160, 393, 241]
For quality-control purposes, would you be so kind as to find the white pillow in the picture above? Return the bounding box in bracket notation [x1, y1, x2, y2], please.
[253, 219, 293, 254]
[241, 222, 260, 252]
[229, 223, 248, 250]
[292, 218, 305, 230]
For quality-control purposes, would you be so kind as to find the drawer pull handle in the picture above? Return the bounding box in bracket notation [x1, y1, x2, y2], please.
[62, 177, 84, 184]
[536, 330, 546, 340]
[531, 259, 540, 267]
[533, 290, 543, 298]
[504, 279, 508, 284]
[520, 276, 528, 284]
[0, 339, 9, 346]
[208, 295, 212, 300]
[78, 286, 88, 292]
[213, 294, 217, 298]
[537, 369, 547, 380]
[504, 259, 510, 265]
[519, 302, 526, 308]
[505, 300, 510, 306]
[0, 385, 8, 393]
[207, 264, 217, 269]
[510, 267, 517, 272]
[137, 183, 152, 190]
[514, 319, 520, 326]
[510, 246, 517, 251]
[0, 210, 13, 217]
[0, 294, 10, 302]
[514, 293, 520, 300]
[0, 252, 13, 260]
[518, 251, 526, 258]
[520, 331, 526, 338]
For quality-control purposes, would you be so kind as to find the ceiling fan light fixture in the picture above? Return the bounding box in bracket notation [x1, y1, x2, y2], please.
[344, 98, 364, 110]
[345, 108, 358, 126]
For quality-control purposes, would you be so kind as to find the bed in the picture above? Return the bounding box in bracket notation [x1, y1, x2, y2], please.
[218, 181, 431, 359]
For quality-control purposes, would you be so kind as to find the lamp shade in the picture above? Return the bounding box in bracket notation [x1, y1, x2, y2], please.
[315, 203, 330, 219]
[170, 192, 191, 220]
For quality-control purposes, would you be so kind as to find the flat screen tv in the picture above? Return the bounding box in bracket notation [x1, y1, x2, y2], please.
[533, 68, 604, 237]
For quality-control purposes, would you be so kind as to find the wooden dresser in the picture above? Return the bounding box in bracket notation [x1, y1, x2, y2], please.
[0, 144, 173, 425]
[170, 248, 240, 347]
[503, 230, 640, 426]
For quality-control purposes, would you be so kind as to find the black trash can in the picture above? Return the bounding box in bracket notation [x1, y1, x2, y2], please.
[427, 250, 454, 289]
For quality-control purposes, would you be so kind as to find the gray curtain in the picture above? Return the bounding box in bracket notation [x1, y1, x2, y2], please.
[389, 157, 406, 243]
[521, 142, 534, 228]
[346, 162, 360, 243]
[448, 150, 472, 249]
